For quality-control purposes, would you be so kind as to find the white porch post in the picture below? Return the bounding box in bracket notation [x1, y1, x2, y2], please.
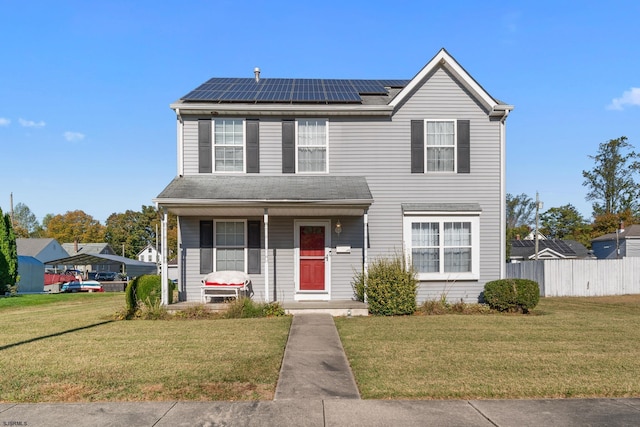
[264, 208, 269, 302]
[363, 208, 368, 303]
[160, 207, 169, 305]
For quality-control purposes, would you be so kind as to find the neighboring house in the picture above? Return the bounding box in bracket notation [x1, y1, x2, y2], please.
[154, 48, 513, 304]
[591, 224, 640, 259]
[510, 239, 591, 262]
[61, 242, 119, 273]
[137, 244, 159, 263]
[16, 238, 69, 264]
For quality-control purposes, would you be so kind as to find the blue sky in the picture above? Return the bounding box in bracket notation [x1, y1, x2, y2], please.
[1, 1, 639, 224]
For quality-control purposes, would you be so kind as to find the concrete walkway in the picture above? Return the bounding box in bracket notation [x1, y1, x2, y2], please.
[1, 313, 640, 426]
[275, 313, 360, 400]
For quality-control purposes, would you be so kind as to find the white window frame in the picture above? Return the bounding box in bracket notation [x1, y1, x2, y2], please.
[213, 118, 246, 173]
[213, 220, 247, 272]
[425, 119, 457, 173]
[295, 118, 329, 173]
[403, 214, 479, 280]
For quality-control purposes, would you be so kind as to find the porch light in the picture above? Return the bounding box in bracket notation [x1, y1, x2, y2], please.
[334, 220, 342, 235]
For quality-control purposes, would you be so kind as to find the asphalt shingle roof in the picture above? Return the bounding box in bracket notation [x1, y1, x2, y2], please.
[156, 176, 373, 203]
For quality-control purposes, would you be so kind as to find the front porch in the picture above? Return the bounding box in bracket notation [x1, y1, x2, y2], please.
[165, 299, 368, 317]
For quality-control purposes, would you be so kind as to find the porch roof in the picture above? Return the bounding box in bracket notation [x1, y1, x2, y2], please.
[154, 175, 373, 217]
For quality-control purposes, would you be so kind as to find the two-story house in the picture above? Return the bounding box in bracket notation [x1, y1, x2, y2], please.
[154, 49, 513, 305]
[137, 244, 159, 264]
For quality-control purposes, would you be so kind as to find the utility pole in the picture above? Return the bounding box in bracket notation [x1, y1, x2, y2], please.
[9, 192, 14, 227]
[534, 192, 543, 260]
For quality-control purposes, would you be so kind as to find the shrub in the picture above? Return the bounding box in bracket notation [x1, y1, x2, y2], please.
[417, 298, 494, 315]
[352, 254, 417, 316]
[483, 279, 540, 313]
[222, 298, 286, 319]
[124, 275, 175, 318]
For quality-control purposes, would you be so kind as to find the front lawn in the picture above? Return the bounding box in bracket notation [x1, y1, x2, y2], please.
[335, 295, 640, 399]
[0, 293, 291, 402]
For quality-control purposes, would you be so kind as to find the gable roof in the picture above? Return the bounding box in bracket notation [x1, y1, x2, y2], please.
[390, 48, 513, 117]
[510, 239, 590, 260]
[16, 238, 60, 257]
[170, 48, 511, 118]
[62, 242, 116, 256]
[592, 224, 640, 242]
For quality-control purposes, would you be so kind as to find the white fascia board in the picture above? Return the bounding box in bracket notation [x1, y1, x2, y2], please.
[390, 49, 510, 114]
[169, 102, 394, 117]
[153, 198, 373, 207]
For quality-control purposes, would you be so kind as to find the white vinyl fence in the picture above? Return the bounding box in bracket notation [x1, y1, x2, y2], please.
[506, 258, 640, 297]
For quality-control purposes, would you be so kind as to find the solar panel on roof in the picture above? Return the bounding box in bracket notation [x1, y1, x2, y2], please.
[378, 79, 410, 88]
[350, 80, 388, 95]
[324, 80, 361, 102]
[180, 77, 408, 103]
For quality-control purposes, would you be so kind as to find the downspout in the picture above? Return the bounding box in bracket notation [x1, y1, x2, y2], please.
[176, 109, 184, 176]
[499, 109, 510, 278]
[264, 208, 269, 302]
[363, 208, 368, 303]
[161, 207, 169, 305]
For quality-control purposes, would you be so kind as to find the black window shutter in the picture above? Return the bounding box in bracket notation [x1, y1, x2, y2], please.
[247, 220, 261, 274]
[282, 120, 295, 173]
[246, 120, 260, 173]
[198, 119, 212, 173]
[410, 120, 424, 173]
[457, 120, 470, 174]
[200, 220, 213, 274]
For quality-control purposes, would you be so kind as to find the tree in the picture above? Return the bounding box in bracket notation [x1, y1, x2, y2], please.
[12, 202, 44, 238]
[0, 207, 18, 292]
[104, 205, 177, 260]
[582, 136, 640, 217]
[506, 193, 536, 229]
[591, 209, 635, 238]
[540, 204, 592, 247]
[44, 210, 105, 243]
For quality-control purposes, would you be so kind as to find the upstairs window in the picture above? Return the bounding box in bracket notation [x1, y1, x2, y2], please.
[297, 119, 328, 173]
[411, 119, 470, 174]
[426, 120, 455, 172]
[214, 119, 244, 172]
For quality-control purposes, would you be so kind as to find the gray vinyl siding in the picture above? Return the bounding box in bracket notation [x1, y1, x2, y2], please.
[176, 66, 503, 303]
[179, 216, 364, 302]
[626, 240, 640, 257]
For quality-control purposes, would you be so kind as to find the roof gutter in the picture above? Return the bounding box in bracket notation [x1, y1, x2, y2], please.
[169, 102, 395, 117]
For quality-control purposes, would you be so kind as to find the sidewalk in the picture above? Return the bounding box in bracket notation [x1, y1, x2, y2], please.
[2, 397, 639, 426]
[1, 313, 639, 426]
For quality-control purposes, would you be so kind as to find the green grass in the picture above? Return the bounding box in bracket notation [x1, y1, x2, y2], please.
[0, 293, 291, 402]
[5, 293, 640, 402]
[335, 295, 640, 400]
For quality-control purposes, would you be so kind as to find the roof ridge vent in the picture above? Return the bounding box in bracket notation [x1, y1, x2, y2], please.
[254, 67, 260, 83]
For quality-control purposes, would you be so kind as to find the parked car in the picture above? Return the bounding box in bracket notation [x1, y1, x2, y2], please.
[60, 281, 104, 293]
[95, 272, 118, 281]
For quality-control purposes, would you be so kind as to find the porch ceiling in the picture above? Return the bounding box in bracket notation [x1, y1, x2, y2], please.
[154, 175, 373, 217]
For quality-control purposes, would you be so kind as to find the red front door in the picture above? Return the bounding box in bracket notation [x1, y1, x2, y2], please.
[299, 226, 325, 291]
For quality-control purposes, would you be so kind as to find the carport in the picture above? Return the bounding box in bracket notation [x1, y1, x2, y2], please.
[45, 253, 157, 278]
